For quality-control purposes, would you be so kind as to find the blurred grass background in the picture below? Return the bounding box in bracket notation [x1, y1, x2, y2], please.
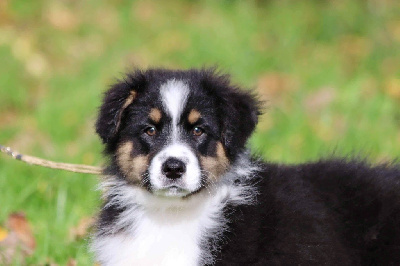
[0, 0, 399, 264]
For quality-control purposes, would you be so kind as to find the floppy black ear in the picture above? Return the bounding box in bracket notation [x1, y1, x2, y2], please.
[222, 88, 260, 157]
[201, 70, 261, 159]
[96, 71, 147, 143]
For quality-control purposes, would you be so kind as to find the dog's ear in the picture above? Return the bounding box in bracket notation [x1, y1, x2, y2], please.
[201, 70, 261, 159]
[96, 72, 147, 143]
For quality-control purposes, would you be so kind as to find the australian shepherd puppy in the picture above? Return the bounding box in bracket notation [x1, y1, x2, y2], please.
[91, 68, 400, 265]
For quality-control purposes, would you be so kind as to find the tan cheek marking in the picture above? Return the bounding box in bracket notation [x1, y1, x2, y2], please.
[116, 141, 148, 183]
[116, 141, 134, 176]
[216, 142, 228, 161]
[188, 109, 201, 124]
[131, 156, 148, 181]
[200, 142, 230, 181]
[149, 108, 162, 124]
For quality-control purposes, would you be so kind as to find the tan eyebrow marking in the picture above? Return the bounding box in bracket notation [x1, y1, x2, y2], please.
[149, 108, 162, 123]
[188, 109, 201, 124]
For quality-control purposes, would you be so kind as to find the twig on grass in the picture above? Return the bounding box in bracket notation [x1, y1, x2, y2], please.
[0, 144, 102, 175]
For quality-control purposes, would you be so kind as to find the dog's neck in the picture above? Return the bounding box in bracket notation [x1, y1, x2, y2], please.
[93, 151, 259, 266]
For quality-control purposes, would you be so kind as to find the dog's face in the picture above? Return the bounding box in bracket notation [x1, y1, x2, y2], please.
[96, 69, 259, 198]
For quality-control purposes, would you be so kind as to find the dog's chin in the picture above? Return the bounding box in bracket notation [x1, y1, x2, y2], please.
[153, 186, 192, 198]
[152, 185, 199, 198]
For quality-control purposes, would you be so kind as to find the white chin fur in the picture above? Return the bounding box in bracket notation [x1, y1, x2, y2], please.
[153, 186, 192, 198]
[148, 143, 202, 196]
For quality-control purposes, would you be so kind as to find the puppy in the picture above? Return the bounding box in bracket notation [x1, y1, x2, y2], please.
[91, 68, 400, 265]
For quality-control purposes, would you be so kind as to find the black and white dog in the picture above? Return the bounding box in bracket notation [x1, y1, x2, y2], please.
[92, 68, 400, 265]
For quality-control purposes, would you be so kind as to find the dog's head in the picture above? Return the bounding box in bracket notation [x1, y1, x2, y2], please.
[96, 69, 260, 198]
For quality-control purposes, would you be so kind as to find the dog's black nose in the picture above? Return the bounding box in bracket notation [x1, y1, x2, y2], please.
[162, 158, 186, 179]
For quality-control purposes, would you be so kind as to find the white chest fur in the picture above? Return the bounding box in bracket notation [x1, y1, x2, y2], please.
[93, 185, 235, 266]
[95, 216, 202, 266]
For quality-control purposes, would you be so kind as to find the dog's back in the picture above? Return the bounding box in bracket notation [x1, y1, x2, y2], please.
[216, 159, 400, 265]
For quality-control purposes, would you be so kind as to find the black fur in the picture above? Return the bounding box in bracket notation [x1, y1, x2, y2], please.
[199, 69, 261, 159]
[95, 68, 400, 265]
[96, 71, 148, 144]
[214, 160, 400, 265]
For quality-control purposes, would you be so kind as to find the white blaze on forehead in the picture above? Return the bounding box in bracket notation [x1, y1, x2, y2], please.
[150, 79, 201, 196]
[160, 79, 189, 125]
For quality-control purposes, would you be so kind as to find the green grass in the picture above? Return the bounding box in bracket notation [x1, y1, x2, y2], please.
[0, 0, 399, 264]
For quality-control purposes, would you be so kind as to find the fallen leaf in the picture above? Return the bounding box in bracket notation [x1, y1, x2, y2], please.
[304, 87, 336, 113]
[0, 227, 8, 241]
[385, 78, 400, 100]
[0, 0, 12, 25]
[0, 231, 21, 265]
[257, 72, 298, 105]
[7, 212, 36, 253]
[387, 20, 400, 43]
[0, 110, 18, 129]
[339, 35, 371, 59]
[25, 53, 49, 78]
[11, 35, 34, 61]
[69, 216, 95, 240]
[67, 258, 77, 266]
[0, 212, 36, 265]
[132, 1, 157, 22]
[46, 4, 79, 31]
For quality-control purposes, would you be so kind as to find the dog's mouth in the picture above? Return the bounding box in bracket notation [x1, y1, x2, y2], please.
[153, 185, 192, 198]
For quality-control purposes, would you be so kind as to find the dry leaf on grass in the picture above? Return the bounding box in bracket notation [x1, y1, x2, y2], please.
[69, 216, 95, 240]
[304, 87, 336, 114]
[385, 78, 400, 100]
[257, 72, 299, 106]
[67, 258, 77, 266]
[0, 212, 36, 265]
[133, 1, 157, 22]
[46, 4, 79, 31]
[0, 227, 8, 241]
[8, 212, 36, 252]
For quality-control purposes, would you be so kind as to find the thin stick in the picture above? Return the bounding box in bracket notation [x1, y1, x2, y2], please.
[0, 144, 102, 175]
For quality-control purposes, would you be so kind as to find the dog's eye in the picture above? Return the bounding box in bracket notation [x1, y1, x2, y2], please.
[192, 127, 204, 136]
[145, 127, 157, 136]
